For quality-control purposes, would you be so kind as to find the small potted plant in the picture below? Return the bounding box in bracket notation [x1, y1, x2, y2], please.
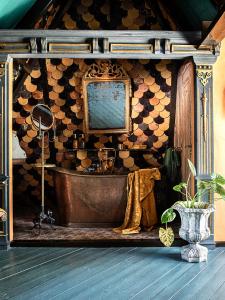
[159, 159, 225, 262]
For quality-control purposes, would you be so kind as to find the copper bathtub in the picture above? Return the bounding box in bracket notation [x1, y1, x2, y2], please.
[52, 167, 128, 227]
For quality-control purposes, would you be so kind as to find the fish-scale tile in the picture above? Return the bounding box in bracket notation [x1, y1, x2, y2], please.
[149, 122, 159, 130]
[133, 103, 144, 113]
[155, 90, 166, 99]
[160, 110, 170, 118]
[155, 103, 165, 112]
[134, 128, 143, 136]
[160, 96, 170, 106]
[153, 140, 163, 149]
[149, 82, 160, 93]
[143, 115, 154, 124]
[144, 75, 155, 87]
[158, 134, 169, 143]
[154, 128, 164, 137]
[166, 77, 172, 86]
[161, 70, 171, 79]
[149, 110, 160, 118]
[159, 122, 170, 131]
[149, 97, 160, 106]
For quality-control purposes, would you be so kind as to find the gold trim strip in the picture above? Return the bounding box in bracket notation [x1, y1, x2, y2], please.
[0, 43, 30, 53]
[171, 44, 213, 54]
[110, 43, 153, 53]
[48, 43, 92, 53]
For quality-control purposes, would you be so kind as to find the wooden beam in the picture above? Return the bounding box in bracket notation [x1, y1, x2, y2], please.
[49, 0, 73, 29]
[198, 5, 225, 46]
[155, 0, 181, 30]
[16, 0, 55, 29]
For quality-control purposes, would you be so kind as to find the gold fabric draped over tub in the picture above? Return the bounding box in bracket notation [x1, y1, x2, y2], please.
[51, 167, 128, 227]
[113, 168, 161, 234]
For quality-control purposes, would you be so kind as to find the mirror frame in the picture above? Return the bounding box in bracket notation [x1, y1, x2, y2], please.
[82, 62, 131, 134]
[31, 104, 54, 131]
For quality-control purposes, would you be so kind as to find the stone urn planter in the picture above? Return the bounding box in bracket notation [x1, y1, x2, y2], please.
[174, 204, 214, 262]
[159, 159, 225, 262]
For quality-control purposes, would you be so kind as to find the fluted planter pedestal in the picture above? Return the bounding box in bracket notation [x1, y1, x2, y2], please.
[174, 205, 214, 263]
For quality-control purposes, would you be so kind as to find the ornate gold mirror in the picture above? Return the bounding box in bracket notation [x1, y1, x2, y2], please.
[83, 62, 131, 134]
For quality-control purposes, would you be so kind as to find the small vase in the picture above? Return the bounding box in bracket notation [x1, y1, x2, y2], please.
[174, 204, 214, 263]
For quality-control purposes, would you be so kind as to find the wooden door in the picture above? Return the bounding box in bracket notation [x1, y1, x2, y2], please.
[174, 60, 195, 190]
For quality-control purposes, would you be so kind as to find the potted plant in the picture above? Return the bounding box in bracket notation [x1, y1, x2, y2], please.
[159, 159, 225, 262]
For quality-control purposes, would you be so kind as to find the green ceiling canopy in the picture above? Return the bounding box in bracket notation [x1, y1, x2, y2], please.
[0, 0, 219, 30]
[0, 0, 37, 29]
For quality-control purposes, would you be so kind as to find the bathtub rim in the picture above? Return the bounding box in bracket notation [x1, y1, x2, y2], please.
[50, 167, 128, 178]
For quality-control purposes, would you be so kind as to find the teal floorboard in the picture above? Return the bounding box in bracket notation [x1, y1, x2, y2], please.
[0, 247, 224, 300]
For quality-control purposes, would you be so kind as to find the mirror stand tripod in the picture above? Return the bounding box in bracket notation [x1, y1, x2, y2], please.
[31, 109, 56, 235]
[32, 130, 55, 235]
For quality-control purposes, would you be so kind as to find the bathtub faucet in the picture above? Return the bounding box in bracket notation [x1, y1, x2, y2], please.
[98, 148, 116, 174]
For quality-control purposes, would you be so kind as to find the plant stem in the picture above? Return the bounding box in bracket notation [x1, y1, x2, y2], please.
[193, 185, 211, 202]
[186, 172, 191, 207]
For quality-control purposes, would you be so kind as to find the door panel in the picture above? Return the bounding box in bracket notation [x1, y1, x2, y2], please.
[174, 60, 195, 191]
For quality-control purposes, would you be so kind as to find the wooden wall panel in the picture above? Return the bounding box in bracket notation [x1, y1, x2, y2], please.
[174, 60, 195, 187]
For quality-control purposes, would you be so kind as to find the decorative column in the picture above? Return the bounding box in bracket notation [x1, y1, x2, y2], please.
[0, 59, 12, 249]
[194, 60, 215, 247]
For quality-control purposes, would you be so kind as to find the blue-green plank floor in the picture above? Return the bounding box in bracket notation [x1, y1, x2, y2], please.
[0, 247, 224, 300]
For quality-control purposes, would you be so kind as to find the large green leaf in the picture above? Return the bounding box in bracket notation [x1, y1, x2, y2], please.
[161, 208, 176, 224]
[172, 201, 186, 208]
[173, 182, 187, 192]
[188, 159, 196, 176]
[159, 227, 174, 247]
[197, 180, 208, 190]
[213, 174, 225, 185]
[215, 184, 225, 199]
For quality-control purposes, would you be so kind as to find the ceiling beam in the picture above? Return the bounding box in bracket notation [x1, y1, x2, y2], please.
[198, 4, 225, 46]
[16, 0, 55, 29]
[154, 0, 181, 30]
[49, 0, 73, 29]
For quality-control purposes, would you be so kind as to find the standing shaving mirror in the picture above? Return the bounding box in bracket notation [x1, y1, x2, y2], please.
[31, 104, 55, 233]
[83, 62, 131, 134]
[31, 104, 54, 131]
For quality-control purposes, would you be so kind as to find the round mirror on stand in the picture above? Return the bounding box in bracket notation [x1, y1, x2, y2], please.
[31, 104, 55, 233]
[31, 104, 54, 132]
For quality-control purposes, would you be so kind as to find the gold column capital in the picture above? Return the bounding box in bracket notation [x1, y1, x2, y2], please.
[196, 65, 213, 87]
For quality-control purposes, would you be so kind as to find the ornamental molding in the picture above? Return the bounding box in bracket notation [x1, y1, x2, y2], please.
[84, 62, 129, 80]
[196, 65, 213, 142]
[196, 65, 213, 87]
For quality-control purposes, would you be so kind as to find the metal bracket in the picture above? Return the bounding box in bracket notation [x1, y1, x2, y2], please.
[92, 38, 100, 53]
[154, 39, 160, 54]
[29, 38, 38, 53]
[41, 38, 48, 53]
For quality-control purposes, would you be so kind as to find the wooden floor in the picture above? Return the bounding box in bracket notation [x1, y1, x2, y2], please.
[0, 247, 225, 300]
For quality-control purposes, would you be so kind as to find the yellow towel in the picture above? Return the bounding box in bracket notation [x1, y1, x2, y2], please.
[113, 168, 160, 234]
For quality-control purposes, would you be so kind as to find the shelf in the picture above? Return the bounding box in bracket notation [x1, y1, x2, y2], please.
[30, 164, 56, 168]
[66, 148, 151, 152]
